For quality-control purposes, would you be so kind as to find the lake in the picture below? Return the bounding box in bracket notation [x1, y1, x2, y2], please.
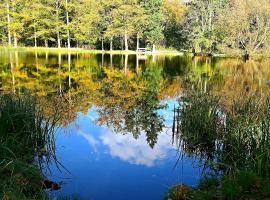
[1, 50, 270, 199]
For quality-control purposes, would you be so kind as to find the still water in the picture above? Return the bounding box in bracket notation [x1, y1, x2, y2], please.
[0, 50, 270, 199]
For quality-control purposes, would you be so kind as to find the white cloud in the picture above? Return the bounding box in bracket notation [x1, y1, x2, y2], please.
[100, 129, 174, 167]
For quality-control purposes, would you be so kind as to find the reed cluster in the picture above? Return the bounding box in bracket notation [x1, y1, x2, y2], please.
[0, 93, 58, 200]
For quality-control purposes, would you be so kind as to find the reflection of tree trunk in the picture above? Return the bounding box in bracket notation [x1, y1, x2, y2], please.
[66, 0, 70, 49]
[110, 53, 113, 68]
[68, 52, 71, 88]
[6, 2, 11, 46]
[124, 53, 128, 74]
[136, 54, 139, 73]
[45, 52, 48, 64]
[102, 53, 104, 67]
[121, 54, 124, 67]
[124, 30, 128, 51]
[35, 51, 38, 72]
[58, 52, 62, 96]
[15, 51, 18, 67]
[58, 52, 62, 67]
[204, 80, 207, 93]
[9, 52, 15, 93]
[13, 33, 17, 48]
[193, 56, 198, 68]
[152, 54, 156, 63]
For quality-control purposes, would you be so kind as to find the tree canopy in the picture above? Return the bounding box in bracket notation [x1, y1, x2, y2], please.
[0, 0, 269, 55]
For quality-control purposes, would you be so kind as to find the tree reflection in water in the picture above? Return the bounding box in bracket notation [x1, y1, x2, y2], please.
[173, 59, 270, 178]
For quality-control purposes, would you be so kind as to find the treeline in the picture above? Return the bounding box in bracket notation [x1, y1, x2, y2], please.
[0, 0, 270, 55]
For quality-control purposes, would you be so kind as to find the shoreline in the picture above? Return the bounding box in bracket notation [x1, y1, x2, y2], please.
[0, 46, 270, 58]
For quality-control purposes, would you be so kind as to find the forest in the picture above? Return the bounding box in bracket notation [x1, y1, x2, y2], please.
[0, 0, 270, 55]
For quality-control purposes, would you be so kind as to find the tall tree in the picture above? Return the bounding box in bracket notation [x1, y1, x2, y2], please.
[72, 0, 101, 48]
[105, 0, 146, 51]
[54, 0, 64, 48]
[162, 0, 186, 49]
[182, 0, 227, 54]
[7, 0, 26, 47]
[99, 0, 121, 50]
[65, 0, 71, 48]
[0, 2, 8, 45]
[139, 0, 164, 52]
[218, 0, 270, 55]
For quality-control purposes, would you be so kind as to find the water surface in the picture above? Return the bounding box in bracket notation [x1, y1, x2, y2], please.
[1, 51, 269, 199]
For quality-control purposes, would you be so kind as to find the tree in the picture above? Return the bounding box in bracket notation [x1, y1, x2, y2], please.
[72, 0, 101, 48]
[7, 0, 26, 47]
[0, 2, 8, 45]
[218, 0, 270, 55]
[139, 0, 164, 52]
[54, 0, 65, 48]
[105, 0, 146, 51]
[183, 0, 228, 54]
[162, 0, 186, 49]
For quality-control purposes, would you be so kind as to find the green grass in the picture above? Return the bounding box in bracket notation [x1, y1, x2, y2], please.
[0, 46, 184, 56]
[168, 90, 270, 199]
[0, 92, 58, 200]
[1, 46, 270, 58]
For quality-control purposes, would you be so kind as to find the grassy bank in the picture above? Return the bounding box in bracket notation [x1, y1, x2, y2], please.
[0, 46, 188, 56]
[0, 93, 58, 200]
[1, 46, 270, 58]
[167, 91, 270, 200]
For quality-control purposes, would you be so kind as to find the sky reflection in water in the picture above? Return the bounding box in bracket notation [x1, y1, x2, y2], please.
[47, 99, 202, 200]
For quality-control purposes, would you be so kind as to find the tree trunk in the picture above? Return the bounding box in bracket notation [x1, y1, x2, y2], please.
[57, 31, 61, 48]
[124, 53, 128, 74]
[110, 38, 113, 51]
[136, 54, 139, 73]
[136, 33, 139, 51]
[34, 25, 37, 47]
[101, 38, 104, 51]
[152, 44, 156, 53]
[66, 0, 70, 49]
[13, 34, 17, 48]
[124, 30, 128, 51]
[6, 2, 11, 46]
[44, 39, 48, 48]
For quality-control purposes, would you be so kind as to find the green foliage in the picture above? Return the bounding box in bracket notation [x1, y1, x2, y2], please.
[221, 177, 241, 199]
[0, 0, 269, 54]
[0, 93, 58, 199]
[140, 0, 164, 47]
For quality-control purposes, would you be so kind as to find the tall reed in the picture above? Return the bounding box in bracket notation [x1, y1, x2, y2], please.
[0, 93, 59, 199]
